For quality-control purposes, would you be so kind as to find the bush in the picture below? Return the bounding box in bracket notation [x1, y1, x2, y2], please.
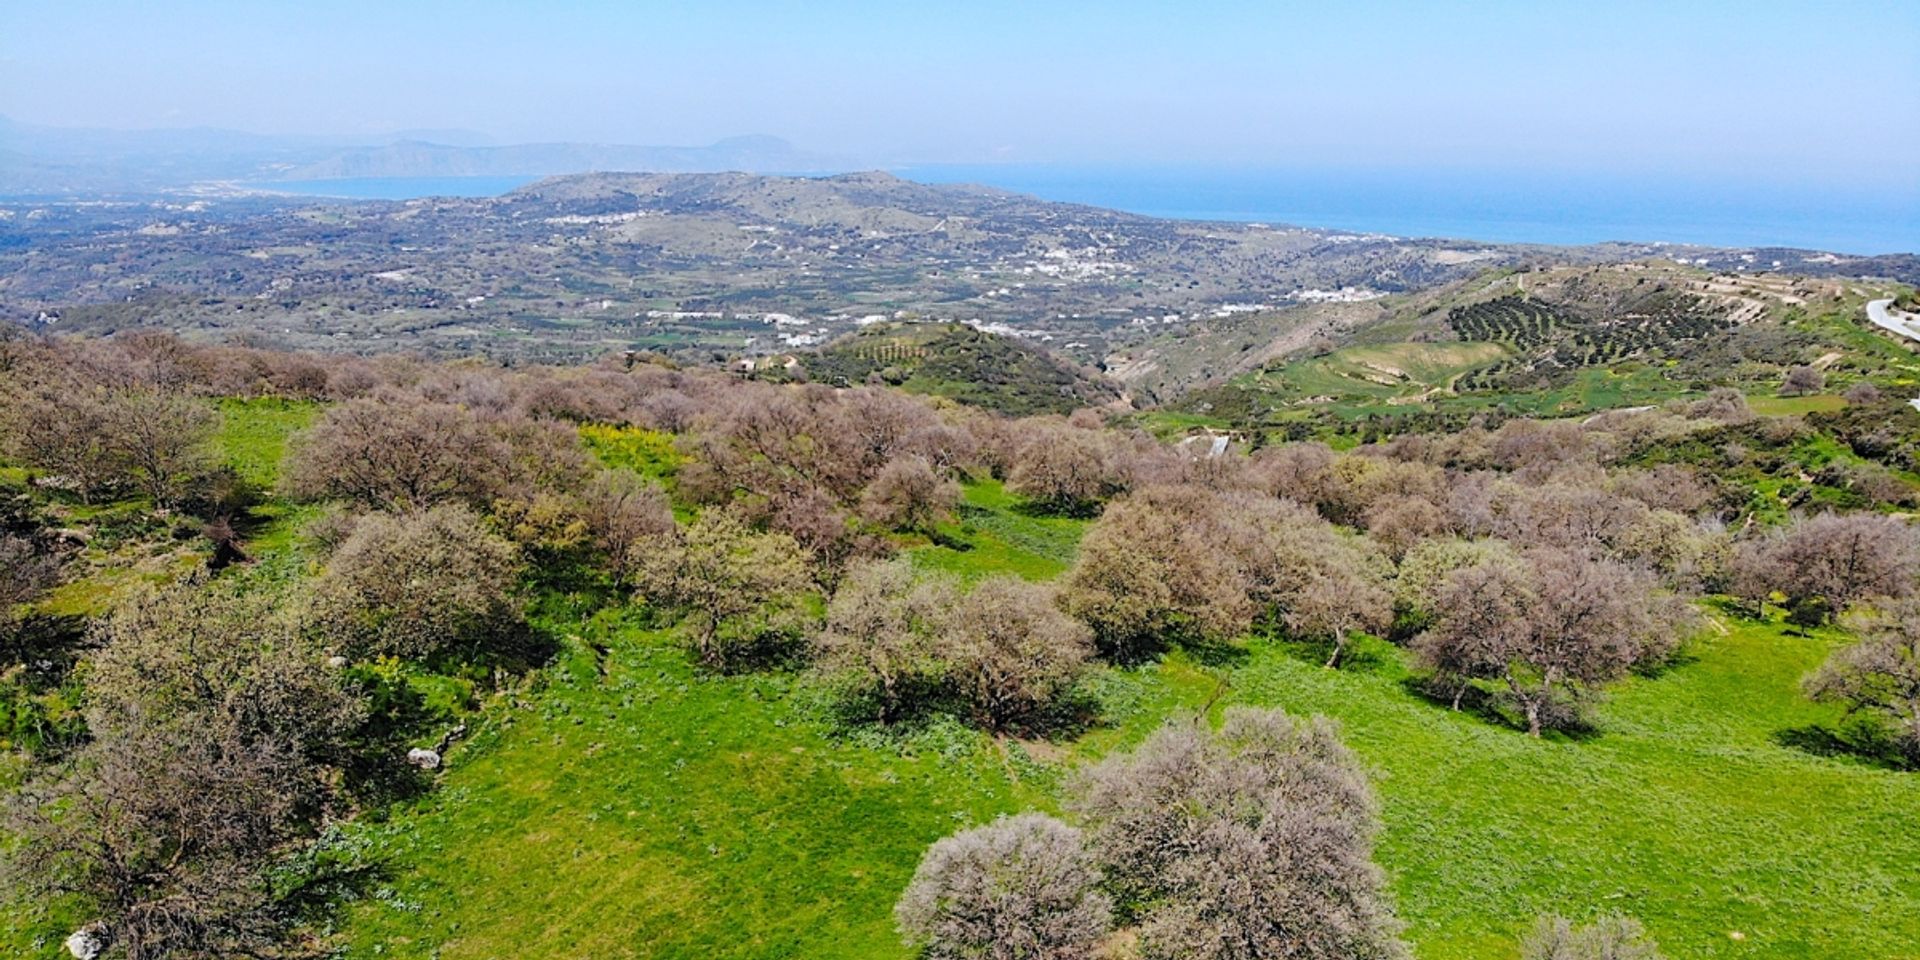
[813, 558, 953, 722]
[895, 813, 1112, 960]
[305, 505, 526, 663]
[1072, 708, 1408, 960]
[1520, 915, 1666, 960]
[941, 576, 1093, 732]
[634, 509, 813, 670]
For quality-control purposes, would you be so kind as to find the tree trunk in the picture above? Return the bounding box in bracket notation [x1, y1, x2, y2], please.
[1525, 698, 1543, 738]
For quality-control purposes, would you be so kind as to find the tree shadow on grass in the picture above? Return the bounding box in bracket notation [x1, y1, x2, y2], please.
[1395, 674, 1605, 741]
[1774, 723, 1918, 772]
[272, 828, 399, 935]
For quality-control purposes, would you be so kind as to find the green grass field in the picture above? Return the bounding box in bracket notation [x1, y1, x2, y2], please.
[1255, 342, 1511, 402]
[9, 405, 1920, 960]
[317, 557, 1920, 960]
[317, 472, 1918, 960]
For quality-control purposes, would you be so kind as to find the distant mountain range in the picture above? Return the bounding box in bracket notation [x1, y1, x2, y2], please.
[0, 116, 851, 195]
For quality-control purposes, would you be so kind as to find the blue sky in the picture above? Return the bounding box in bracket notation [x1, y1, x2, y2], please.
[2, 0, 1916, 188]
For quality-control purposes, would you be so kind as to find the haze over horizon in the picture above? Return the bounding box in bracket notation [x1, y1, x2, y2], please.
[4, 0, 1917, 191]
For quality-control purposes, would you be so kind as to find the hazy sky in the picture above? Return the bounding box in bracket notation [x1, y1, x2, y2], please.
[4, 0, 1917, 186]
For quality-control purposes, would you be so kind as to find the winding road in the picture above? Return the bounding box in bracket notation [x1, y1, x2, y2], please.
[1867, 298, 1920, 343]
[1863, 299, 1920, 411]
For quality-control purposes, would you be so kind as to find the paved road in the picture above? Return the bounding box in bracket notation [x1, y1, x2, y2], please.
[1863, 299, 1920, 411]
[1867, 298, 1920, 343]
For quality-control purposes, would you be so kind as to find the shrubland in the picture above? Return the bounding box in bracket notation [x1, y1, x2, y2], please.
[1, 327, 1918, 958]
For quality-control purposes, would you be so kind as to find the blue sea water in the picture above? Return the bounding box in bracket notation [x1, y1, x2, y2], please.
[901, 165, 1920, 256]
[251, 175, 539, 200]
[250, 167, 1919, 255]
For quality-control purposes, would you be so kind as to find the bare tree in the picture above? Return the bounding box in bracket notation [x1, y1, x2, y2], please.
[895, 813, 1112, 960]
[1412, 560, 1532, 710]
[634, 509, 813, 669]
[6, 581, 360, 960]
[1779, 365, 1826, 397]
[1805, 599, 1920, 764]
[0, 534, 61, 646]
[1521, 915, 1666, 960]
[859, 455, 960, 534]
[941, 576, 1093, 732]
[282, 396, 508, 511]
[1418, 549, 1694, 735]
[1071, 707, 1409, 960]
[1008, 421, 1124, 516]
[101, 387, 220, 509]
[814, 559, 954, 722]
[1735, 513, 1920, 619]
[1061, 486, 1253, 660]
[579, 469, 675, 585]
[305, 505, 525, 662]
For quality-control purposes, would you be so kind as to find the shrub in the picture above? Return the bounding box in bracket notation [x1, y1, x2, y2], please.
[941, 576, 1093, 732]
[1072, 708, 1408, 960]
[1520, 915, 1666, 960]
[895, 813, 1112, 960]
[305, 505, 525, 662]
[1804, 598, 1920, 765]
[634, 509, 813, 670]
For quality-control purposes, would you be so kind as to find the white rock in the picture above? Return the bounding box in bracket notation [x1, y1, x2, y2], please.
[65, 925, 107, 960]
[326, 656, 348, 669]
[406, 748, 442, 770]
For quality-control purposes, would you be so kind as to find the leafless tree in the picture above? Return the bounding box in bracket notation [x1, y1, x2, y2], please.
[6, 581, 360, 960]
[282, 396, 508, 511]
[1734, 512, 1920, 619]
[1008, 420, 1125, 515]
[1805, 599, 1920, 764]
[1418, 549, 1694, 734]
[814, 559, 954, 722]
[860, 455, 960, 534]
[579, 470, 675, 585]
[896, 813, 1112, 960]
[1779, 365, 1826, 397]
[634, 509, 813, 669]
[305, 505, 524, 662]
[1061, 486, 1253, 660]
[941, 576, 1094, 732]
[1071, 708, 1409, 960]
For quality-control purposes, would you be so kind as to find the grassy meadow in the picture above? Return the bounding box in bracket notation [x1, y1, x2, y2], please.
[7, 399, 1920, 960]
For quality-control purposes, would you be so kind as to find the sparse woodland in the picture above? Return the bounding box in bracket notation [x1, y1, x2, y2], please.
[2, 325, 1919, 959]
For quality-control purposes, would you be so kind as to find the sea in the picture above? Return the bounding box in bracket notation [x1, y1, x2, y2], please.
[250, 167, 1919, 255]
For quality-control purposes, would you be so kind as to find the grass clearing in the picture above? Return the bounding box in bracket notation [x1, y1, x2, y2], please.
[215, 396, 320, 488]
[912, 479, 1088, 580]
[1748, 394, 1847, 416]
[310, 485, 1917, 960]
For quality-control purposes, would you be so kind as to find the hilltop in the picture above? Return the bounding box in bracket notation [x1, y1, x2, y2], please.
[800, 321, 1123, 416]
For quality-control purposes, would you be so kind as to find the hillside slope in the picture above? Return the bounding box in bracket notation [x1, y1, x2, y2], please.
[13, 172, 1908, 367]
[802, 321, 1123, 415]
